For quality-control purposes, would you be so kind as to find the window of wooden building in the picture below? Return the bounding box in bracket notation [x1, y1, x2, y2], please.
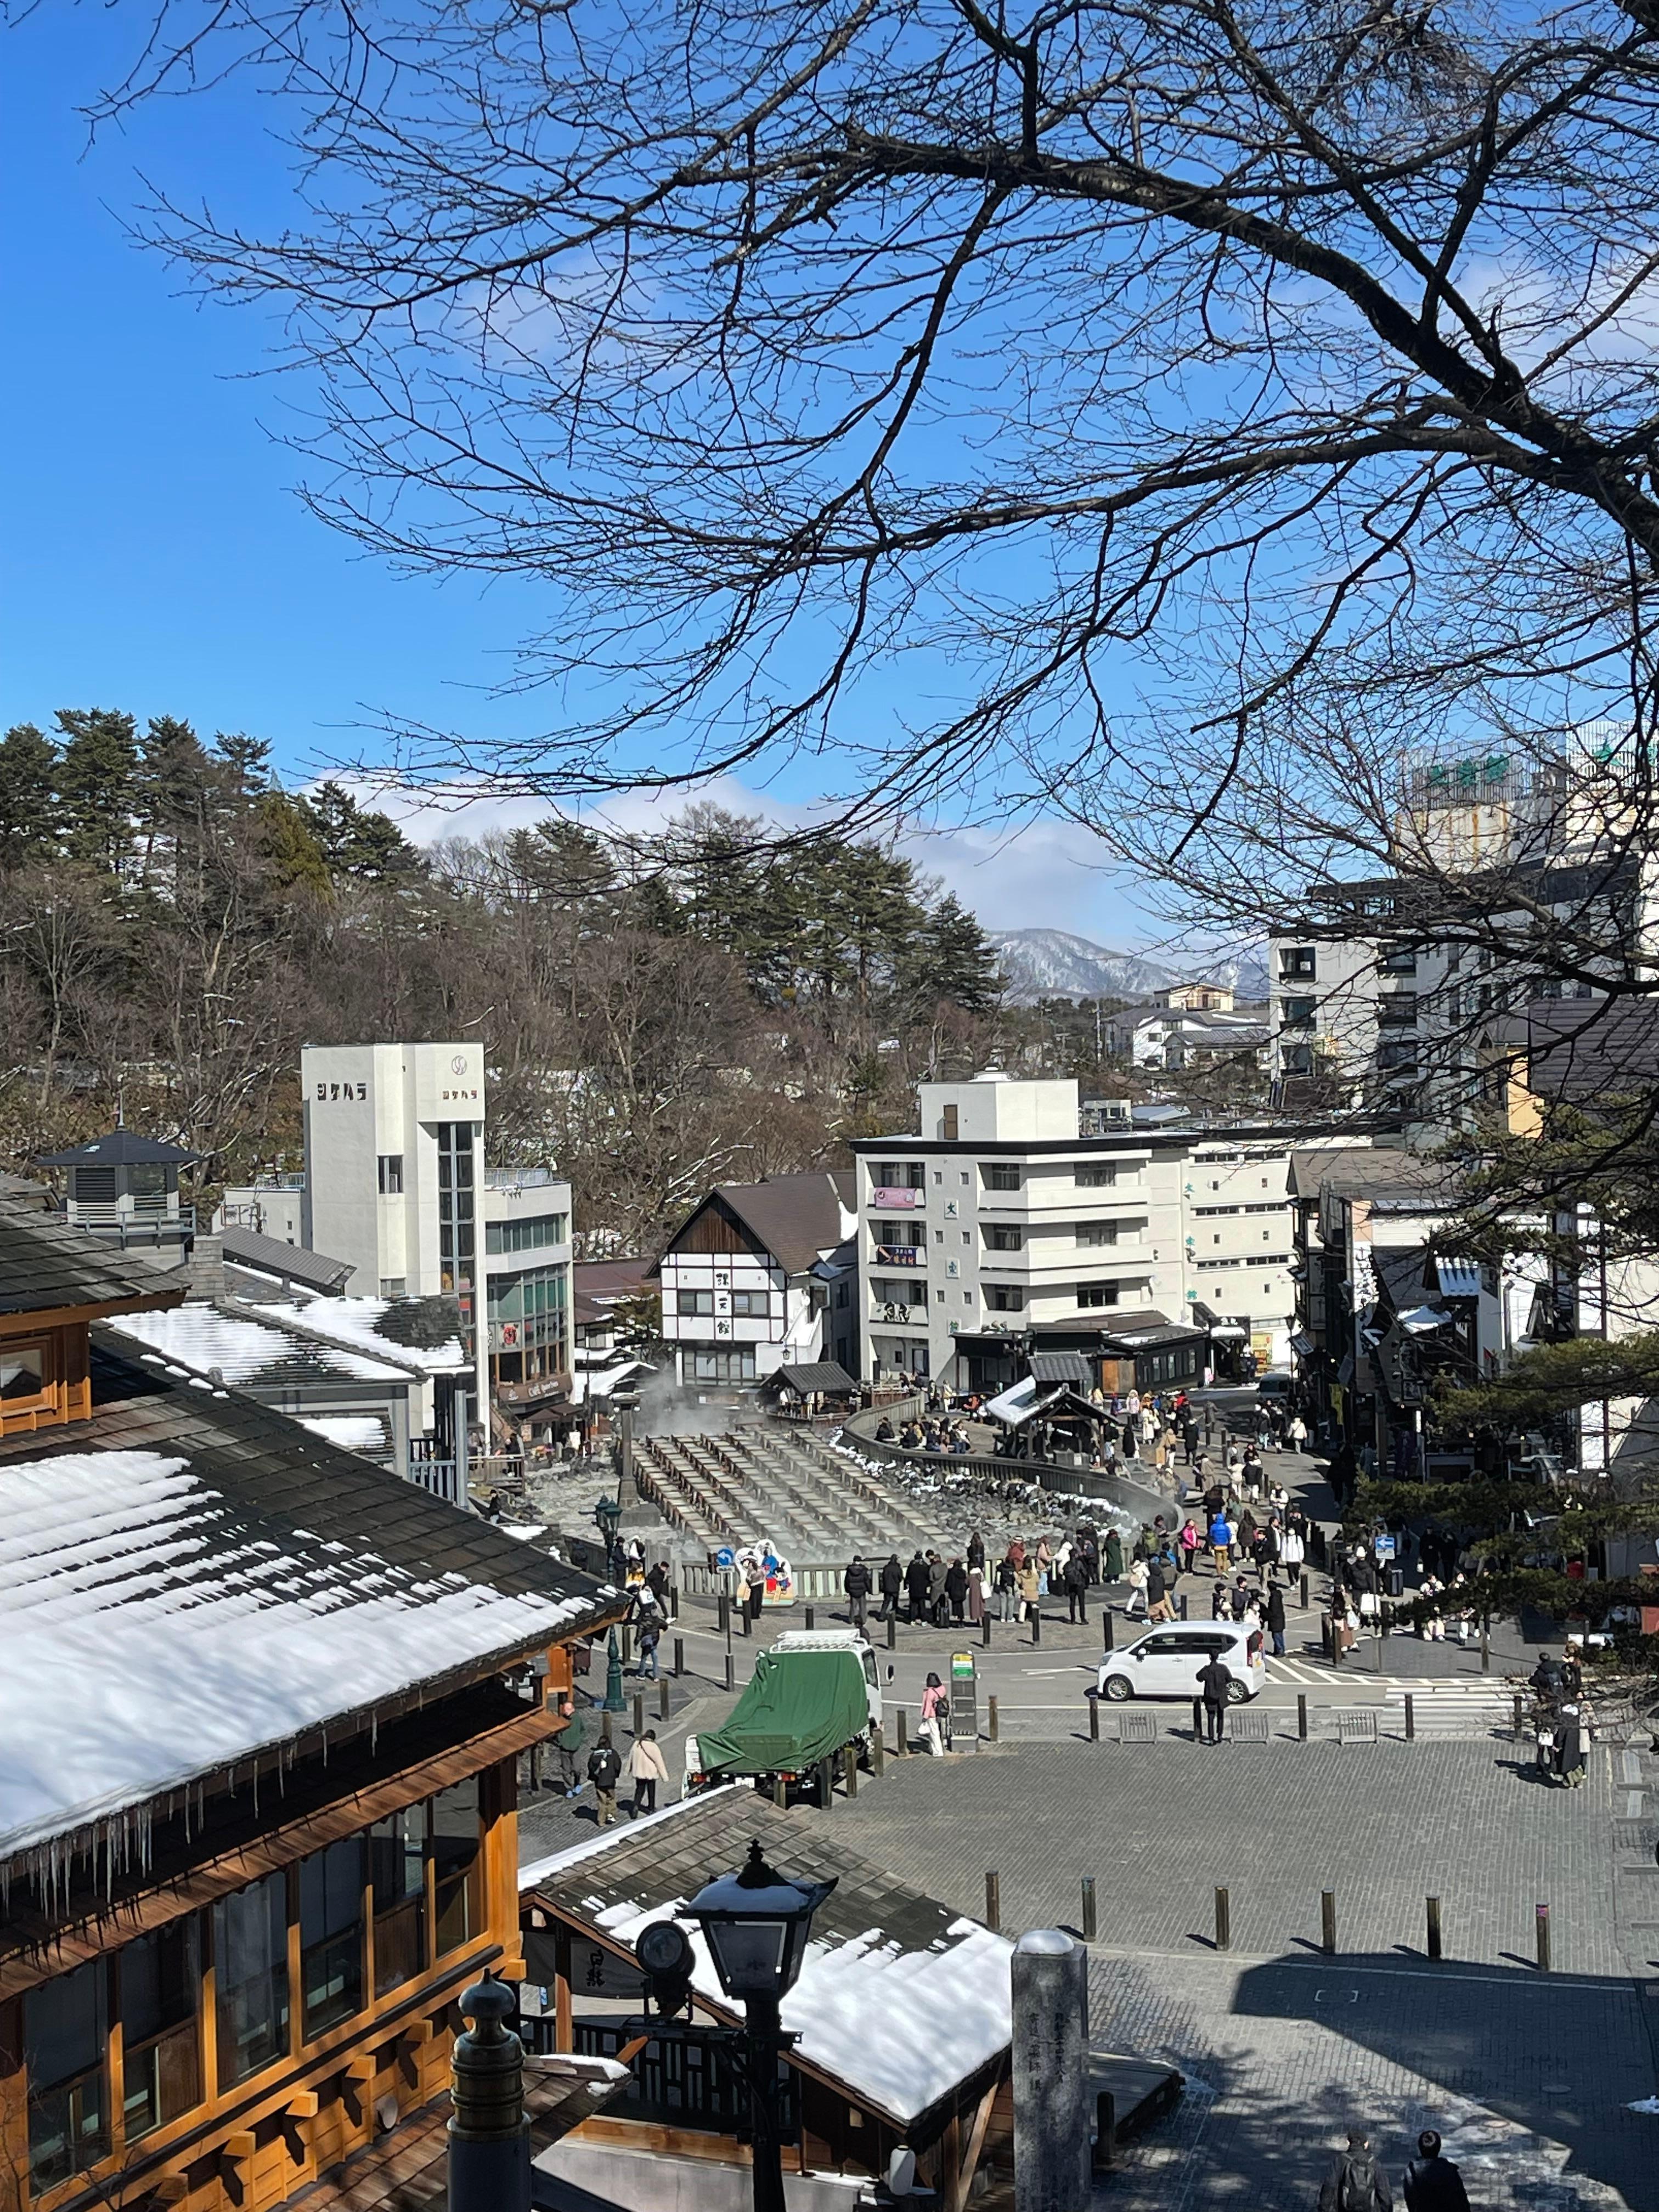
[24, 1961, 107, 2191]
[120, 1918, 201, 2141]
[214, 1874, 290, 2089]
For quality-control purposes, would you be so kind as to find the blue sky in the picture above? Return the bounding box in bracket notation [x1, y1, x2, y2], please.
[1, 11, 1154, 941]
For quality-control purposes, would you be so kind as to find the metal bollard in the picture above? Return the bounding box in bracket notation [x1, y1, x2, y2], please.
[1300, 1572, 1310, 1610]
[988, 1695, 1000, 1743]
[1404, 1692, 1415, 1741]
[872, 1723, 885, 1779]
[1088, 1694, 1100, 1743]
[1031, 1607, 1041, 1646]
[845, 1745, 858, 1798]
[724, 1652, 734, 1692]
[1426, 1895, 1442, 1961]
[670, 1585, 679, 1620]
[772, 1772, 787, 1809]
[982, 1612, 992, 1649]
[1513, 1692, 1524, 1742]
[1082, 1876, 1098, 1943]
[601, 1711, 613, 1745]
[1480, 1617, 1490, 1673]
[659, 1679, 670, 1721]
[896, 1709, 909, 1755]
[1536, 1902, 1551, 1973]
[632, 1693, 644, 1740]
[1321, 1889, 1336, 1956]
[1093, 2090, 1118, 2174]
[1180, 1593, 1189, 1621]
[1215, 1886, 1231, 1953]
[1103, 1610, 1114, 1652]
[887, 1613, 898, 1650]
[985, 1871, 1001, 1932]
[718, 1593, 730, 1635]
[741, 1604, 752, 1638]
[673, 1635, 685, 1678]
[1298, 1694, 1308, 1741]
[805, 1605, 815, 1630]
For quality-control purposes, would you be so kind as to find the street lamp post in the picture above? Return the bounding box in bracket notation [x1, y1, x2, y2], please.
[680, 1842, 837, 2212]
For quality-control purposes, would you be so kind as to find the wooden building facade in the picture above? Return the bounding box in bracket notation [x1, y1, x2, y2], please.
[0, 1199, 625, 2212]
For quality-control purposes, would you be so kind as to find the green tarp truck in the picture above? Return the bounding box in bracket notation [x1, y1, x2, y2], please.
[688, 1637, 878, 1795]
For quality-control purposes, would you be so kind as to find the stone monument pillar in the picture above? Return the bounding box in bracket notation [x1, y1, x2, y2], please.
[1011, 1928, 1091, 2212]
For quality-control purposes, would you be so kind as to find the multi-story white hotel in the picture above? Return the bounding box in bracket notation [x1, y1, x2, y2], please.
[852, 1075, 1344, 1389]
[221, 1042, 573, 1424]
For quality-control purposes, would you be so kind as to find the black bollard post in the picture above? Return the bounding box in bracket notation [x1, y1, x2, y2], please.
[1321, 1889, 1336, 1956]
[805, 1605, 815, 1631]
[1536, 1902, 1551, 1973]
[724, 1651, 734, 1692]
[673, 1635, 685, 1678]
[988, 1695, 1000, 1743]
[718, 1592, 730, 1635]
[896, 1709, 909, 1754]
[1481, 1613, 1491, 1673]
[1031, 1607, 1041, 1646]
[1404, 1692, 1415, 1741]
[1513, 1692, 1524, 1743]
[631, 1692, 644, 1740]
[601, 1711, 613, 1745]
[985, 1872, 1001, 1932]
[741, 1603, 752, 1638]
[1300, 1572, 1310, 1610]
[1297, 1694, 1308, 1741]
[1426, 1895, 1442, 1961]
[1094, 2090, 1119, 2174]
[887, 1613, 898, 1650]
[845, 1745, 859, 1799]
[817, 1756, 834, 1808]
[772, 1771, 787, 1809]
[1103, 1611, 1114, 1652]
[1082, 1875, 1098, 1943]
[1215, 1887, 1231, 1953]
[658, 1679, 670, 1722]
[981, 1612, 992, 1649]
[670, 1585, 679, 1621]
[1088, 1694, 1100, 1743]
[872, 1723, 885, 1779]
[1180, 1593, 1189, 1621]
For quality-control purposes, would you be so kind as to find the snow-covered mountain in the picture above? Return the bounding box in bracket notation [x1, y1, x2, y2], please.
[991, 928, 1268, 1006]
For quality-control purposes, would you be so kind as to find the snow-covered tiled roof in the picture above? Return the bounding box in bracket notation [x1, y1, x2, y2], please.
[0, 1333, 620, 1862]
[521, 1791, 1012, 2125]
[252, 1294, 470, 1375]
[110, 1301, 410, 1386]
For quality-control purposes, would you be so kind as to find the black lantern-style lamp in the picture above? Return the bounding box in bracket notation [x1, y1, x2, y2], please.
[680, 1842, 836, 2212]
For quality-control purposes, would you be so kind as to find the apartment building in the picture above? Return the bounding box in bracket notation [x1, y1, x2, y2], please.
[853, 1075, 1342, 1387]
[220, 1043, 573, 1421]
[653, 1172, 856, 1392]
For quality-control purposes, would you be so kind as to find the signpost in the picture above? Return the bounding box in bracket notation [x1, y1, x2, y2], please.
[950, 1651, 979, 1752]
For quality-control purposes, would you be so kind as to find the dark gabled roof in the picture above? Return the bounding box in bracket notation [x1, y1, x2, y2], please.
[0, 1330, 620, 1860]
[1287, 1145, 1386, 1200]
[35, 1129, 199, 1167]
[218, 1222, 356, 1293]
[655, 1171, 851, 1278]
[1374, 1245, 1435, 1313]
[1028, 1350, 1093, 1389]
[572, 1256, 653, 1301]
[766, 1361, 857, 1397]
[0, 1197, 188, 1321]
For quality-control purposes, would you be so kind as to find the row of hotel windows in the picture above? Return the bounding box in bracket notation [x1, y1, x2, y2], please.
[870, 1163, 1132, 1193]
[682, 1347, 758, 1382]
[675, 1290, 771, 1319]
[874, 1282, 1127, 1313]
[22, 1785, 483, 2195]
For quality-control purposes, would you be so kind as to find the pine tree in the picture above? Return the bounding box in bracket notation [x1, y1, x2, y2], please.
[904, 893, 1005, 1018]
[139, 716, 213, 892]
[215, 731, 273, 804]
[0, 724, 60, 866]
[300, 781, 423, 883]
[54, 708, 138, 873]
[255, 792, 334, 898]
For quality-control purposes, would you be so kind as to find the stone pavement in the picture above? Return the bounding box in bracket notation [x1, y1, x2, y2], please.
[823, 1741, 1659, 2209]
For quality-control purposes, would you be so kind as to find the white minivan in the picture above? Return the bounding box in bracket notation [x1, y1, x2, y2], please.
[1097, 1624, 1263, 1703]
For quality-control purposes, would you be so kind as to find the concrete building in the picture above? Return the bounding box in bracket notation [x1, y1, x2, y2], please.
[220, 1043, 573, 1435]
[652, 1172, 856, 1393]
[853, 1074, 1346, 1388]
[1120, 1003, 1271, 1073]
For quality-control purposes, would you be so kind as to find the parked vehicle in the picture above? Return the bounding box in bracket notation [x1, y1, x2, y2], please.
[1254, 1372, 1295, 1404]
[684, 1630, 881, 1801]
[1096, 1624, 1262, 1703]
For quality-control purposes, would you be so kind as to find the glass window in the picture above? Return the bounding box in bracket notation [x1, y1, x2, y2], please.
[128, 1164, 167, 1201]
[985, 1285, 1025, 1311]
[985, 1225, 1023, 1251]
[379, 1277, 408, 1299]
[1076, 1221, 1120, 1247]
[1075, 1164, 1119, 1188]
[871, 1163, 924, 1189]
[1279, 947, 1317, 979]
[1077, 1282, 1121, 1309]
[676, 1289, 715, 1317]
[121, 1920, 201, 2142]
[687, 1348, 757, 1383]
[213, 1875, 290, 2087]
[377, 1154, 404, 1195]
[431, 1780, 483, 1958]
[371, 1809, 426, 1997]
[1280, 997, 1318, 1028]
[300, 1837, 365, 2038]
[484, 1212, 568, 1255]
[730, 1290, 770, 1318]
[25, 1963, 106, 2190]
[983, 1164, 1022, 1191]
[0, 1342, 46, 1404]
[435, 1123, 477, 1296]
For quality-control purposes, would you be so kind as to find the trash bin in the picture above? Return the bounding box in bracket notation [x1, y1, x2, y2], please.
[1386, 1565, 1404, 1599]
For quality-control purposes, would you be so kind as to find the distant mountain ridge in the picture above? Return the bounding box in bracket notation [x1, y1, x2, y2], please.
[991, 928, 1268, 1006]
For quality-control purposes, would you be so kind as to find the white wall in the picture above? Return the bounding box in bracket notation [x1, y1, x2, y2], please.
[916, 1076, 1079, 1143]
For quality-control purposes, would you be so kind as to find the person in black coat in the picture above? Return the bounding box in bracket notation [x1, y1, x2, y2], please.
[1063, 1550, 1090, 1622]
[1266, 1582, 1287, 1656]
[1195, 1654, 1233, 1742]
[905, 1550, 930, 1623]
[945, 1558, 969, 1623]
[1403, 2131, 1468, 2211]
[843, 1555, 872, 1629]
[878, 1553, 904, 1619]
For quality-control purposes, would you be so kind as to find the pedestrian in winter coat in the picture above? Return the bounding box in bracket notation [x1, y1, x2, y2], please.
[1196, 1654, 1233, 1742]
[967, 1530, 986, 1572]
[549, 1700, 586, 1794]
[996, 1554, 1019, 1621]
[1121, 1418, 1138, 1460]
[1208, 1514, 1234, 1575]
[624, 1731, 669, 1816]
[843, 1555, 872, 1628]
[1146, 1557, 1173, 1623]
[1018, 1560, 1042, 1620]
[636, 1615, 662, 1679]
[920, 1673, 950, 1756]
[1402, 2132, 1469, 2212]
[928, 1553, 950, 1624]
[1178, 1520, 1202, 1577]
[1064, 1551, 1089, 1623]
[967, 1566, 986, 1624]
[1125, 1556, 1150, 1618]
[1318, 2130, 1392, 2212]
[586, 1740, 623, 1826]
[905, 1551, 930, 1622]
[879, 1554, 904, 1618]
[945, 1559, 969, 1623]
[1103, 1528, 1125, 1582]
[1266, 1583, 1287, 1655]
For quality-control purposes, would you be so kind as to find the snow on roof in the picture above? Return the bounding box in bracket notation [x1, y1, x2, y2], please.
[296, 1413, 391, 1455]
[521, 1791, 1012, 2125]
[251, 1294, 469, 1375]
[0, 1446, 600, 1859]
[110, 1301, 409, 1386]
[569, 1359, 649, 1404]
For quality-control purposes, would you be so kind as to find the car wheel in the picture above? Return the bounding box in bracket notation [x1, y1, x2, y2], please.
[1103, 1673, 1133, 1701]
[1226, 1677, 1250, 1705]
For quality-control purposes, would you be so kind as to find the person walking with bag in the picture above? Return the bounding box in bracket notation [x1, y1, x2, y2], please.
[920, 1672, 950, 1756]
[624, 1730, 668, 1816]
[1318, 2128, 1392, 2211]
[586, 1737, 623, 1826]
[1402, 2131, 1469, 2211]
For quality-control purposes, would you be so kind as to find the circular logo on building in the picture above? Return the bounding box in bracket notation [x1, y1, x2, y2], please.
[450, 1054, 467, 1075]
